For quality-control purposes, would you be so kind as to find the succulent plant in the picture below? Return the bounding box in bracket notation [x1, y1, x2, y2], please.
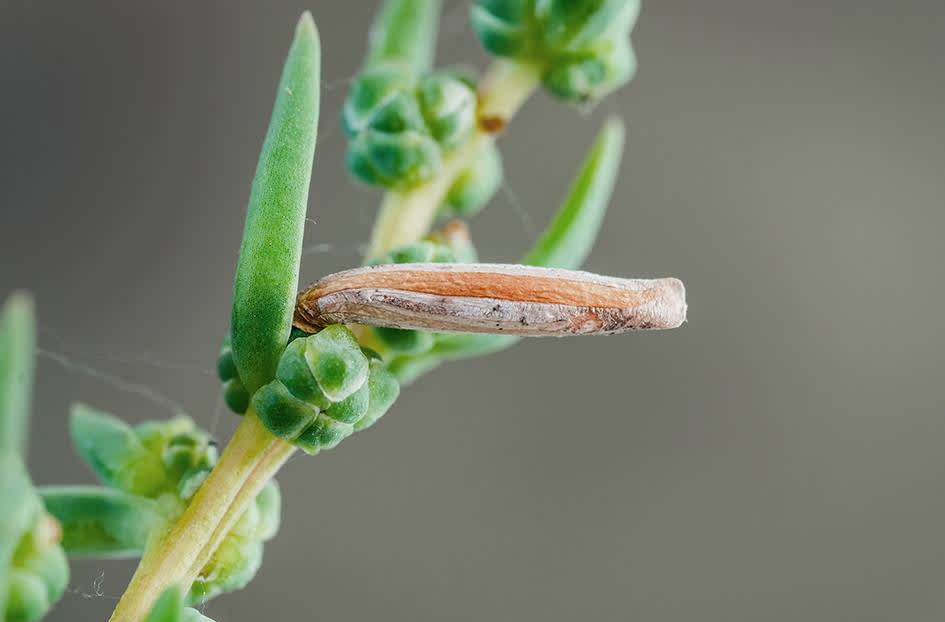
[2, 4, 686, 621]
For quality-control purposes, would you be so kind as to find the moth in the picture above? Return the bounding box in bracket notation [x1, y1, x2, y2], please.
[294, 263, 686, 336]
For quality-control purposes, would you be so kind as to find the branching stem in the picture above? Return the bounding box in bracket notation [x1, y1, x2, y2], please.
[366, 59, 540, 259]
[108, 411, 276, 622]
[110, 52, 540, 622]
[184, 440, 296, 588]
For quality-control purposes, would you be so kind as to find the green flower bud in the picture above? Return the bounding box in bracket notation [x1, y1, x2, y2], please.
[370, 239, 457, 265]
[324, 382, 370, 425]
[69, 405, 216, 501]
[218, 335, 250, 415]
[471, 0, 640, 101]
[251, 381, 316, 441]
[69, 405, 169, 498]
[5, 546, 67, 622]
[253, 481, 281, 542]
[252, 326, 399, 454]
[373, 327, 435, 355]
[344, 66, 477, 189]
[188, 480, 280, 606]
[442, 141, 503, 218]
[5, 571, 45, 622]
[354, 360, 401, 431]
[188, 536, 263, 606]
[305, 325, 370, 402]
[146, 586, 214, 622]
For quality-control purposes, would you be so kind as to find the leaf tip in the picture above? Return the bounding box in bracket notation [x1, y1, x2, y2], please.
[602, 115, 626, 143]
[297, 10, 318, 39]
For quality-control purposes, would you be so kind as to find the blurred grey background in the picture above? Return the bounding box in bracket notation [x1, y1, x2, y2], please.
[2, 1, 944, 620]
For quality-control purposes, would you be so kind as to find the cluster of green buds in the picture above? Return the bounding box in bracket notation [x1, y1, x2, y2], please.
[471, 0, 641, 102]
[344, 67, 479, 190]
[68, 407, 218, 503]
[251, 326, 400, 454]
[43, 405, 280, 606]
[343, 0, 503, 215]
[220, 327, 401, 454]
[1, 294, 68, 622]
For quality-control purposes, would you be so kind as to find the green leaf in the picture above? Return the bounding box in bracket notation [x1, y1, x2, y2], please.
[39, 486, 160, 559]
[146, 586, 214, 622]
[0, 292, 35, 457]
[392, 117, 625, 379]
[523, 116, 625, 268]
[231, 13, 321, 395]
[68, 404, 170, 498]
[364, 0, 441, 74]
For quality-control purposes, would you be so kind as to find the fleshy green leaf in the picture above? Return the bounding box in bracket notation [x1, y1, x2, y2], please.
[231, 13, 321, 395]
[522, 116, 625, 268]
[364, 0, 441, 74]
[68, 404, 170, 497]
[0, 292, 35, 457]
[39, 486, 160, 559]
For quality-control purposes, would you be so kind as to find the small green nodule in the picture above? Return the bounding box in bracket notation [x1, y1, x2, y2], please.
[253, 326, 400, 454]
[146, 586, 214, 622]
[69, 404, 216, 500]
[344, 68, 477, 190]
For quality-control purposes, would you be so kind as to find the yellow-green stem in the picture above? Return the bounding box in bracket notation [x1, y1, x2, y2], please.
[185, 440, 296, 587]
[108, 411, 276, 622]
[365, 59, 540, 259]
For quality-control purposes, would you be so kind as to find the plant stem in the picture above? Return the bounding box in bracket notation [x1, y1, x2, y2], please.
[184, 440, 296, 587]
[108, 411, 276, 622]
[365, 59, 540, 259]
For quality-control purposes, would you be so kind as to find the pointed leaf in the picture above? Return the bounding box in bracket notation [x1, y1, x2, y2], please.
[523, 116, 625, 269]
[39, 486, 160, 559]
[68, 404, 169, 497]
[365, 0, 441, 74]
[0, 292, 36, 457]
[232, 13, 321, 394]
